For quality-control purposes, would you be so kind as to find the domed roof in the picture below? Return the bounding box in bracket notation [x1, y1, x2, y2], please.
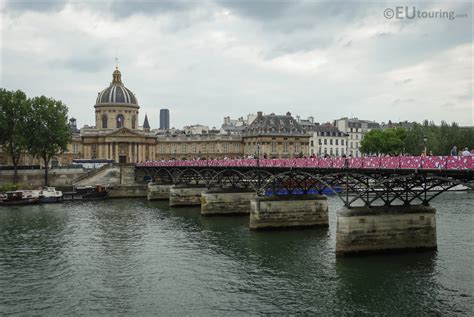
[95, 68, 138, 106]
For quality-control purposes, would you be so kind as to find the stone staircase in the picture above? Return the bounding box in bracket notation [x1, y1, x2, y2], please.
[73, 164, 122, 186]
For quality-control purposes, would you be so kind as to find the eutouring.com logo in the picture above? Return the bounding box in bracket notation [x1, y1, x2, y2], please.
[384, 6, 468, 20]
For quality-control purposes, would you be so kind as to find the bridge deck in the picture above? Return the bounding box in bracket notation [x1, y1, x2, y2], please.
[136, 156, 473, 170]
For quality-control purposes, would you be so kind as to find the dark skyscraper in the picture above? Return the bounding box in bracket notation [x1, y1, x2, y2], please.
[160, 108, 170, 129]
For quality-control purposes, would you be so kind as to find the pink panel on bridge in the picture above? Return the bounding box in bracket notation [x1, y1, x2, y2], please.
[136, 156, 473, 170]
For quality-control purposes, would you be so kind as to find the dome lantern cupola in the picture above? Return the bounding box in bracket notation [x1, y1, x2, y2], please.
[112, 67, 122, 84]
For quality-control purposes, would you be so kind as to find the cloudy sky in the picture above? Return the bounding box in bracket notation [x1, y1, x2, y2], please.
[1, 0, 472, 129]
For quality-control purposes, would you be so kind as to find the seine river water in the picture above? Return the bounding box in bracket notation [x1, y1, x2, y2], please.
[0, 192, 473, 316]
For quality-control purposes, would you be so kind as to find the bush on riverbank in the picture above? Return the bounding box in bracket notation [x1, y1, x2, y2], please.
[0, 183, 18, 192]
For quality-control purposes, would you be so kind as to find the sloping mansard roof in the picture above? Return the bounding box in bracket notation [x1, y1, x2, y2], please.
[245, 111, 306, 136]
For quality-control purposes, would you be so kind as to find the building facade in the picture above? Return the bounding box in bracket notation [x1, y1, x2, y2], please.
[79, 67, 157, 164]
[242, 112, 310, 159]
[309, 124, 348, 157]
[334, 117, 380, 157]
[155, 134, 243, 160]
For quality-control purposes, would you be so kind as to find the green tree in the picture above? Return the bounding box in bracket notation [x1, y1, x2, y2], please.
[26, 96, 71, 186]
[360, 130, 384, 154]
[403, 121, 473, 155]
[0, 89, 30, 184]
[360, 128, 406, 155]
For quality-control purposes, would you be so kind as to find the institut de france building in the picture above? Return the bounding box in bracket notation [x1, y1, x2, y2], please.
[0, 68, 311, 167]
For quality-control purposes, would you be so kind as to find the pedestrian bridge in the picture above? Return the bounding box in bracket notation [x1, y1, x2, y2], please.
[135, 156, 474, 255]
[136, 156, 473, 207]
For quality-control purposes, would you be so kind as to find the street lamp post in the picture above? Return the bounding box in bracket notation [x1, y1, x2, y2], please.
[256, 140, 262, 194]
[423, 135, 428, 156]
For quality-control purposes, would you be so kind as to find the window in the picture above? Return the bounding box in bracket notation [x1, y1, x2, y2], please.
[102, 115, 108, 128]
[336, 148, 339, 156]
[92, 144, 97, 159]
[271, 142, 276, 153]
[341, 140, 344, 146]
[132, 115, 136, 129]
[73, 143, 78, 154]
[310, 140, 314, 147]
[283, 142, 288, 153]
[318, 139, 322, 145]
[192, 144, 197, 153]
[330, 139, 333, 145]
[223, 143, 228, 153]
[202, 144, 207, 153]
[335, 139, 338, 146]
[182, 144, 187, 153]
[324, 139, 327, 145]
[116, 114, 124, 128]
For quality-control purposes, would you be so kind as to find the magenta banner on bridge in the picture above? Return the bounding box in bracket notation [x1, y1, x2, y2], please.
[136, 156, 474, 170]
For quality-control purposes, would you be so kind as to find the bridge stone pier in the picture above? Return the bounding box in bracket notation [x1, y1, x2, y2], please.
[201, 189, 255, 216]
[336, 205, 437, 255]
[169, 185, 207, 207]
[147, 183, 172, 201]
[250, 195, 329, 230]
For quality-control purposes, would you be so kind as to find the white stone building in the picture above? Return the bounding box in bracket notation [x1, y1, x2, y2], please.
[309, 124, 348, 157]
[333, 117, 380, 157]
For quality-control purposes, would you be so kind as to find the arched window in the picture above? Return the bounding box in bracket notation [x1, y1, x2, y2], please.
[131, 115, 136, 129]
[116, 114, 124, 128]
[102, 115, 108, 128]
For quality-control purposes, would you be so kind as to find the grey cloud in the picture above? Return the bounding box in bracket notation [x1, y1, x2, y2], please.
[50, 55, 111, 73]
[395, 78, 413, 85]
[392, 98, 415, 105]
[103, 0, 202, 18]
[5, 0, 204, 17]
[5, 0, 66, 13]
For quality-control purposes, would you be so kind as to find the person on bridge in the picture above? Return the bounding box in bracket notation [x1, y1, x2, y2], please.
[461, 147, 471, 157]
[450, 146, 458, 156]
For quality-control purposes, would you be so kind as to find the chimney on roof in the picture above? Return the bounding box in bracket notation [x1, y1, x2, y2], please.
[257, 111, 263, 117]
[286, 112, 291, 116]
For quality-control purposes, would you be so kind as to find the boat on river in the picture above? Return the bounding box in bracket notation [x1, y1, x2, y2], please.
[63, 185, 108, 201]
[0, 190, 40, 206]
[39, 187, 63, 203]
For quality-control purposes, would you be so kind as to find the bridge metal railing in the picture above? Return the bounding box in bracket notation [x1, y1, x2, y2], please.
[136, 156, 474, 170]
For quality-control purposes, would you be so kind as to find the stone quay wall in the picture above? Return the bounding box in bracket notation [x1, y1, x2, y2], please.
[0, 168, 86, 188]
[108, 184, 147, 198]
